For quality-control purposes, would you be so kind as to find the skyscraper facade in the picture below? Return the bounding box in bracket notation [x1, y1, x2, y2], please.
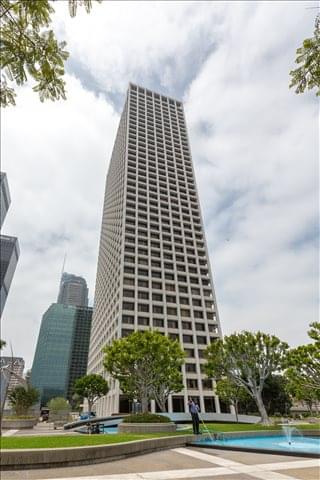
[0, 172, 10, 227]
[0, 172, 19, 317]
[57, 272, 89, 307]
[88, 84, 222, 416]
[31, 303, 92, 405]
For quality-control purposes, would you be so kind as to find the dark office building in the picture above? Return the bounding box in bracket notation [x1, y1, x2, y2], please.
[57, 272, 88, 307]
[31, 303, 92, 406]
[0, 172, 19, 317]
[0, 172, 10, 227]
[67, 306, 92, 399]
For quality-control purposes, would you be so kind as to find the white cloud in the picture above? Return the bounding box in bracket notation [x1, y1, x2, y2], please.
[185, 2, 318, 345]
[1, 75, 119, 367]
[0, 1, 318, 368]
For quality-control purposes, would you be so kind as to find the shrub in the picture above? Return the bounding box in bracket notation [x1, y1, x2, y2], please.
[123, 413, 171, 423]
[8, 386, 39, 416]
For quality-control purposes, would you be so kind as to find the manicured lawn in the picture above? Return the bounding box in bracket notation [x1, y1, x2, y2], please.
[185, 422, 320, 434]
[0, 432, 184, 450]
[1, 423, 318, 449]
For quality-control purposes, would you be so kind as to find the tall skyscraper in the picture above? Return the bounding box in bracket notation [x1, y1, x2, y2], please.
[0, 172, 10, 227]
[0, 357, 25, 412]
[57, 272, 88, 307]
[31, 303, 92, 406]
[88, 84, 222, 416]
[0, 172, 19, 317]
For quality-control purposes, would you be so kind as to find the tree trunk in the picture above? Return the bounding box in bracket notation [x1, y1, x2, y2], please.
[255, 390, 270, 425]
[141, 396, 148, 413]
[235, 401, 239, 423]
[87, 399, 92, 414]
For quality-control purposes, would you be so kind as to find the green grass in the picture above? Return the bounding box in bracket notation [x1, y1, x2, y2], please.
[0, 432, 185, 450]
[1, 423, 319, 449]
[181, 422, 320, 434]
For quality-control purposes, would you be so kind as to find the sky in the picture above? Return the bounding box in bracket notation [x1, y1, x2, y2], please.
[1, 1, 318, 369]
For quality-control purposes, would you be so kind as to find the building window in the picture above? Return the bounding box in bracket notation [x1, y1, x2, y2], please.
[122, 315, 134, 324]
[185, 363, 197, 373]
[184, 348, 195, 358]
[138, 316, 150, 326]
[152, 293, 163, 301]
[168, 320, 178, 329]
[153, 305, 163, 314]
[153, 318, 164, 328]
[197, 336, 207, 345]
[186, 379, 198, 389]
[183, 334, 193, 343]
[138, 304, 149, 312]
[138, 291, 149, 299]
[122, 329, 133, 337]
[123, 302, 134, 310]
[202, 379, 213, 390]
[123, 289, 134, 298]
[182, 321, 192, 330]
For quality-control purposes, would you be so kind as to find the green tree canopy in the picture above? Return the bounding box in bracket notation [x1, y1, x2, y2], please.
[8, 385, 39, 416]
[290, 14, 320, 96]
[0, 0, 101, 107]
[239, 375, 292, 417]
[0, 339, 6, 350]
[286, 367, 320, 414]
[215, 378, 250, 422]
[104, 330, 185, 413]
[47, 396, 71, 413]
[285, 322, 320, 394]
[73, 374, 109, 413]
[204, 331, 288, 424]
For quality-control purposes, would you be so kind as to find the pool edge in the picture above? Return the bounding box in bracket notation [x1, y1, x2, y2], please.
[188, 442, 320, 459]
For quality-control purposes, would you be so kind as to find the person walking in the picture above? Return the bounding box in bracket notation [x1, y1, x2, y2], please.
[188, 398, 200, 434]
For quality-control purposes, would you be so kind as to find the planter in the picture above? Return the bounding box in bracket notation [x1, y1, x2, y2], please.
[1, 418, 37, 430]
[1, 435, 195, 470]
[119, 422, 176, 434]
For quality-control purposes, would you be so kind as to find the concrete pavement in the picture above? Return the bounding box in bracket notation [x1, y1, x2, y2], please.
[1, 447, 319, 480]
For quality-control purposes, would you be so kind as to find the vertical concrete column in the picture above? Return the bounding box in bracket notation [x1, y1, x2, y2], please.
[168, 394, 173, 413]
[184, 393, 189, 413]
[214, 395, 221, 413]
[151, 399, 156, 413]
[199, 395, 205, 413]
[114, 393, 119, 414]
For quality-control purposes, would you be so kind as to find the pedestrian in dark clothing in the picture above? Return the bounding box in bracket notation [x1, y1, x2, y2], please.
[188, 399, 200, 434]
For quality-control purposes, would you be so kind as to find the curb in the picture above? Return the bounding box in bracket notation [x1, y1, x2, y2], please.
[1, 434, 195, 470]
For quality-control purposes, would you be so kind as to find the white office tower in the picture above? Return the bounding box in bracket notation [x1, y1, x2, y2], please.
[88, 84, 222, 416]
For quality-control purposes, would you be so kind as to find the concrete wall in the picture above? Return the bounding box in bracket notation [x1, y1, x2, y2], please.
[1, 434, 195, 470]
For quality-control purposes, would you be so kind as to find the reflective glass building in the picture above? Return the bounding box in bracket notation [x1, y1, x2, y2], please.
[0, 172, 19, 317]
[31, 303, 92, 406]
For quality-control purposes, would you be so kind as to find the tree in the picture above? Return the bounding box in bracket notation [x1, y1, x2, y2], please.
[286, 368, 320, 415]
[204, 331, 288, 424]
[0, 339, 6, 350]
[286, 322, 320, 392]
[239, 375, 292, 416]
[0, 0, 101, 107]
[104, 330, 185, 413]
[73, 374, 109, 414]
[289, 14, 320, 96]
[47, 396, 71, 422]
[47, 396, 70, 413]
[8, 385, 39, 416]
[215, 378, 250, 422]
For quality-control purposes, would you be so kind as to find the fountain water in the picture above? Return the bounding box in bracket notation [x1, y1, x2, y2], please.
[281, 425, 302, 446]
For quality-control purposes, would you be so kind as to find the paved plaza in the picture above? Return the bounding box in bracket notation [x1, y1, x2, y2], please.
[2, 447, 319, 480]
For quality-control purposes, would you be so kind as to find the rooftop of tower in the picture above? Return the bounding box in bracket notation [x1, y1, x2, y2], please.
[128, 82, 183, 106]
